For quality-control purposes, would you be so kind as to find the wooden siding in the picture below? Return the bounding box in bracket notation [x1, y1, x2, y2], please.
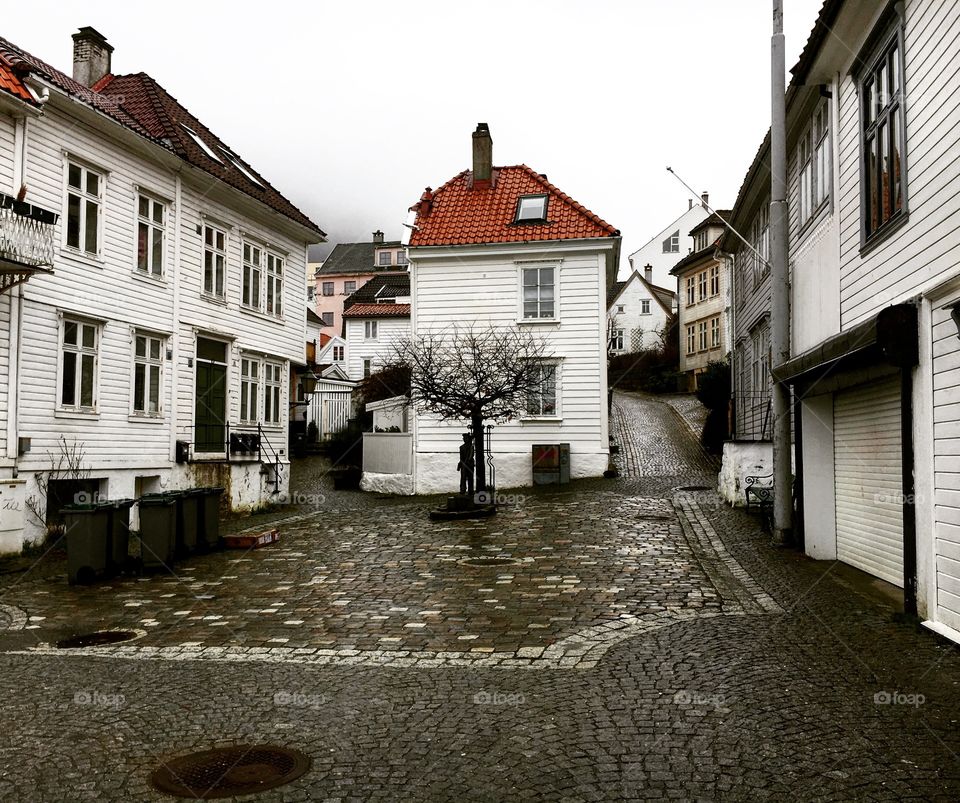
[0, 112, 15, 193]
[838, 0, 960, 327]
[344, 316, 409, 381]
[411, 249, 607, 457]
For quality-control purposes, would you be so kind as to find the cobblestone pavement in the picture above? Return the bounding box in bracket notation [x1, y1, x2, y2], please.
[1, 392, 959, 800]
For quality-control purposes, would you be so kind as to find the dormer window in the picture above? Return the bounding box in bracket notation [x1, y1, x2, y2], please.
[515, 194, 548, 223]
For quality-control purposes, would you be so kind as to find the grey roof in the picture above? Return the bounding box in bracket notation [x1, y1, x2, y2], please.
[306, 307, 324, 324]
[607, 281, 627, 308]
[316, 240, 402, 276]
[342, 272, 410, 309]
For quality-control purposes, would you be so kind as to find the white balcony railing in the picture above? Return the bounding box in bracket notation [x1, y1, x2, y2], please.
[0, 195, 58, 269]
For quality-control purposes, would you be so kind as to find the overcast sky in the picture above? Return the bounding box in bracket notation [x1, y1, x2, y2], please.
[6, 1, 823, 262]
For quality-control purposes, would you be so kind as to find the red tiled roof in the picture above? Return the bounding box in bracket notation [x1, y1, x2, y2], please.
[343, 303, 411, 318]
[0, 57, 35, 105]
[409, 165, 619, 247]
[0, 36, 323, 237]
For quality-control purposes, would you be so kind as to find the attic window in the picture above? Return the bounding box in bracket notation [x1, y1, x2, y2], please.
[515, 194, 548, 223]
[181, 124, 223, 164]
[220, 148, 265, 188]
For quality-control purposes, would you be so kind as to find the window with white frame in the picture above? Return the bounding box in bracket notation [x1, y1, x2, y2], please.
[307, 285, 314, 300]
[710, 317, 720, 349]
[263, 362, 283, 425]
[240, 357, 259, 422]
[343, 280, 357, 295]
[363, 359, 372, 378]
[522, 266, 556, 320]
[60, 318, 99, 411]
[799, 101, 831, 227]
[710, 265, 720, 296]
[133, 332, 164, 415]
[751, 326, 769, 392]
[378, 251, 392, 266]
[609, 328, 624, 351]
[203, 224, 226, 298]
[617, 304, 625, 314]
[526, 363, 558, 417]
[364, 320, 378, 340]
[333, 345, 344, 362]
[322, 281, 334, 296]
[686, 277, 695, 306]
[515, 194, 548, 223]
[686, 325, 696, 355]
[663, 230, 680, 253]
[242, 242, 263, 309]
[66, 162, 102, 256]
[136, 193, 165, 276]
[265, 252, 283, 317]
[698, 320, 708, 351]
[397, 251, 409, 266]
[641, 299, 651, 314]
[698, 271, 707, 301]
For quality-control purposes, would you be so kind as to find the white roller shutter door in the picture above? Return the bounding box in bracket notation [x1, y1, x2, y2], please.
[834, 377, 904, 587]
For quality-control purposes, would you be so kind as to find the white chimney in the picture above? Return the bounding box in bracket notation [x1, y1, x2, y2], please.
[644, 264, 653, 284]
[72, 27, 113, 88]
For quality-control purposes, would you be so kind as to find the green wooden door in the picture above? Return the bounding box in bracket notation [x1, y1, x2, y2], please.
[195, 360, 227, 452]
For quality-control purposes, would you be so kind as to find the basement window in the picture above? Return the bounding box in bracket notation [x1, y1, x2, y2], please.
[515, 194, 548, 223]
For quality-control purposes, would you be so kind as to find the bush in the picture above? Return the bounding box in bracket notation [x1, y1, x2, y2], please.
[358, 364, 411, 405]
[695, 360, 731, 410]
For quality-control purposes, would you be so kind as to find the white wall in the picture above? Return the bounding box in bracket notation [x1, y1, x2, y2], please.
[344, 316, 409, 380]
[409, 241, 611, 493]
[799, 394, 837, 560]
[626, 203, 710, 288]
[608, 273, 669, 353]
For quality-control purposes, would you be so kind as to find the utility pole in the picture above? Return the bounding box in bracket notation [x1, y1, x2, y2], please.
[770, 0, 792, 545]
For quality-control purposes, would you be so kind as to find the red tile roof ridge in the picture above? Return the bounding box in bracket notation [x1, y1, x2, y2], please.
[343, 303, 411, 318]
[510, 164, 619, 237]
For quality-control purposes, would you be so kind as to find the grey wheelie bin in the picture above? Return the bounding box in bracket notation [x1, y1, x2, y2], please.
[102, 498, 134, 576]
[137, 493, 176, 570]
[197, 487, 225, 551]
[63, 502, 111, 584]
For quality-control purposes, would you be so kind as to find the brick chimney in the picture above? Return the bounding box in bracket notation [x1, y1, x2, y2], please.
[372, 230, 384, 245]
[644, 264, 653, 284]
[72, 27, 113, 88]
[472, 123, 492, 185]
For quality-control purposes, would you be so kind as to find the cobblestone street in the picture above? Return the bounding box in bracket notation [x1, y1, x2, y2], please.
[1, 392, 960, 800]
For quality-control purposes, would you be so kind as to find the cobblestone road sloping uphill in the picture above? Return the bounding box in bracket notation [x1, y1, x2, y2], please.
[0, 392, 958, 800]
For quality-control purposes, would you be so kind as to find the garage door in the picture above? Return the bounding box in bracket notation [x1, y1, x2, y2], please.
[834, 377, 904, 587]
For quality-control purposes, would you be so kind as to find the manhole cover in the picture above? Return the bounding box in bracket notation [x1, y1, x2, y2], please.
[460, 556, 519, 567]
[55, 630, 140, 648]
[150, 745, 311, 799]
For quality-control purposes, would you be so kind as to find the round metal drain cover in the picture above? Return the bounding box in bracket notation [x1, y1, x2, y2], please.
[56, 630, 139, 648]
[150, 745, 310, 799]
[461, 556, 519, 567]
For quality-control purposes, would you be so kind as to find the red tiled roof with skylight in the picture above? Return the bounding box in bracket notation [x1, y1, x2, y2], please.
[409, 165, 619, 247]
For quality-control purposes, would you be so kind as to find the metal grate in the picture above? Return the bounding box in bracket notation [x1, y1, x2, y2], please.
[150, 745, 310, 799]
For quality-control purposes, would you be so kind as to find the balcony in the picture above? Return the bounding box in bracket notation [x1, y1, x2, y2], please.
[0, 193, 58, 294]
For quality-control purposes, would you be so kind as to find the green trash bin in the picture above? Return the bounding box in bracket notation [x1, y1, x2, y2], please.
[137, 493, 176, 570]
[197, 487, 225, 551]
[63, 503, 111, 585]
[169, 490, 201, 557]
[101, 498, 134, 576]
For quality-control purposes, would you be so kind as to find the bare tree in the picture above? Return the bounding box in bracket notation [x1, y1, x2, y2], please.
[389, 325, 551, 493]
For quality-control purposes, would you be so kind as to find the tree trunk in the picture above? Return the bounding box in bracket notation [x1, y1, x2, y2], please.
[472, 414, 486, 493]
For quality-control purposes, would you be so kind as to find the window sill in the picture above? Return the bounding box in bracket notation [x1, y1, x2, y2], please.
[131, 269, 167, 286]
[128, 414, 166, 424]
[55, 409, 100, 420]
[860, 211, 909, 258]
[240, 306, 284, 324]
[200, 293, 228, 306]
[517, 318, 559, 326]
[520, 416, 563, 424]
[60, 248, 104, 269]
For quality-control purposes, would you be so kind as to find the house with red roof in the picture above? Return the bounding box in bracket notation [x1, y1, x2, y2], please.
[362, 124, 620, 494]
[0, 27, 324, 552]
[341, 272, 411, 381]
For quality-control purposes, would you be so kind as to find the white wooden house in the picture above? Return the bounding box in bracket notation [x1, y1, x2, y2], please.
[725, 0, 960, 641]
[625, 197, 710, 288]
[607, 265, 675, 354]
[361, 124, 620, 495]
[0, 28, 323, 551]
[342, 272, 410, 381]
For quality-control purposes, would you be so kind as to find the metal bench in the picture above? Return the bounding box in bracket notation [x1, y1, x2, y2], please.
[744, 473, 775, 531]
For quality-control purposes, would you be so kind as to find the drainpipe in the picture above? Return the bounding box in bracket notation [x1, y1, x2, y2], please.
[169, 172, 182, 463]
[6, 116, 29, 467]
[716, 247, 736, 439]
[770, 0, 793, 545]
